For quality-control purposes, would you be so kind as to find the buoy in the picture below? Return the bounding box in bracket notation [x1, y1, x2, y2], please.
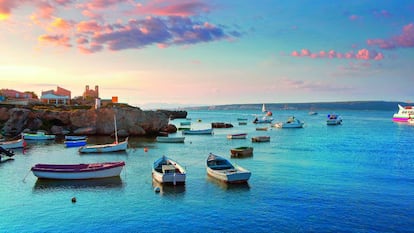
[154, 187, 161, 193]
[144, 147, 148, 152]
[71, 197, 77, 203]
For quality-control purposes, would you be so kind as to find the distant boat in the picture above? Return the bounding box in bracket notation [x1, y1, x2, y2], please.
[182, 128, 213, 135]
[23, 132, 55, 140]
[0, 137, 26, 149]
[251, 136, 270, 142]
[230, 147, 253, 157]
[392, 104, 414, 122]
[262, 103, 266, 113]
[327, 114, 342, 125]
[31, 161, 125, 180]
[206, 153, 251, 183]
[252, 117, 273, 124]
[0, 146, 15, 163]
[227, 133, 247, 139]
[156, 136, 185, 143]
[180, 121, 191, 126]
[274, 116, 304, 128]
[308, 111, 318, 115]
[256, 127, 268, 131]
[152, 156, 186, 185]
[79, 115, 128, 153]
[64, 140, 87, 148]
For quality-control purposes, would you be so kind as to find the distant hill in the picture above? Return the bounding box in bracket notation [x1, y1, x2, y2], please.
[187, 101, 409, 111]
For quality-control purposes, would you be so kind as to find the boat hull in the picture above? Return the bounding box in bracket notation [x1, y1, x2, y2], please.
[227, 133, 247, 139]
[251, 136, 270, 142]
[23, 132, 55, 140]
[152, 156, 186, 185]
[182, 129, 213, 135]
[230, 147, 253, 157]
[0, 138, 25, 149]
[206, 153, 251, 183]
[156, 136, 185, 143]
[31, 162, 125, 180]
[64, 140, 87, 147]
[78, 139, 128, 153]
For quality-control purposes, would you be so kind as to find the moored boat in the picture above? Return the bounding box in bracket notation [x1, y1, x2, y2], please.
[206, 153, 251, 183]
[274, 116, 304, 128]
[253, 116, 273, 124]
[392, 104, 414, 122]
[152, 156, 186, 185]
[251, 136, 270, 142]
[230, 147, 253, 157]
[23, 132, 55, 140]
[327, 114, 342, 125]
[64, 135, 87, 141]
[227, 133, 247, 139]
[78, 138, 128, 153]
[182, 128, 213, 135]
[64, 140, 87, 148]
[156, 136, 185, 143]
[0, 138, 26, 149]
[31, 161, 125, 180]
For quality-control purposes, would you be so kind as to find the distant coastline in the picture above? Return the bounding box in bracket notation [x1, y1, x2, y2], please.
[185, 101, 410, 111]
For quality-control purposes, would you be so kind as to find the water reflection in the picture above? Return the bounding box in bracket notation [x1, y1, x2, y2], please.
[33, 177, 124, 190]
[207, 176, 250, 191]
[152, 179, 186, 196]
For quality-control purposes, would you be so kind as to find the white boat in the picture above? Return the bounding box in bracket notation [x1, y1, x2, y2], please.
[23, 132, 55, 140]
[227, 133, 247, 139]
[0, 138, 26, 149]
[327, 114, 342, 125]
[251, 136, 270, 142]
[206, 153, 251, 183]
[31, 161, 125, 180]
[152, 156, 186, 185]
[392, 104, 414, 122]
[79, 115, 128, 153]
[274, 116, 304, 128]
[156, 136, 185, 143]
[182, 128, 213, 135]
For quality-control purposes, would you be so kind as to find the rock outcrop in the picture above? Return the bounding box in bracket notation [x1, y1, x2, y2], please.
[0, 105, 175, 137]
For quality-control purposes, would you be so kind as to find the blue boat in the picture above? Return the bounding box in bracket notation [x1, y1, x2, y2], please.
[64, 140, 87, 148]
[182, 128, 213, 135]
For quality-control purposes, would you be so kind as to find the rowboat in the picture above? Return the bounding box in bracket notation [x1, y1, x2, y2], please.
[206, 153, 251, 183]
[152, 156, 186, 185]
[230, 147, 253, 157]
[31, 161, 125, 180]
[251, 136, 270, 142]
[0, 138, 26, 149]
[78, 138, 128, 153]
[274, 116, 304, 128]
[23, 132, 55, 140]
[65, 135, 87, 141]
[227, 133, 247, 139]
[156, 136, 185, 143]
[79, 115, 128, 153]
[256, 127, 268, 131]
[182, 128, 213, 135]
[64, 140, 87, 148]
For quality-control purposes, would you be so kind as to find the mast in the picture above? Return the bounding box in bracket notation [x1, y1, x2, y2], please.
[114, 115, 118, 144]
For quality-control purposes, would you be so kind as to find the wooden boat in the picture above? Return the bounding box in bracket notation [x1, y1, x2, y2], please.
[227, 133, 247, 139]
[182, 128, 213, 135]
[152, 156, 186, 185]
[64, 140, 87, 148]
[256, 127, 268, 131]
[64, 135, 87, 141]
[274, 116, 304, 128]
[251, 136, 270, 142]
[79, 115, 128, 153]
[0, 138, 25, 149]
[327, 114, 342, 125]
[230, 147, 253, 157]
[156, 136, 185, 143]
[238, 122, 247, 126]
[31, 161, 125, 180]
[206, 153, 251, 183]
[23, 132, 55, 140]
[237, 118, 248, 121]
[211, 122, 233, 128]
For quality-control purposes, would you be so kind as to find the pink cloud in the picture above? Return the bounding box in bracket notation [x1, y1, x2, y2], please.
[367, 23, 414, 49]
[291, 48, 383, 61]
[301, 49, 311, 56]
[38, 34, 71, 47]
[76, 20, 104, 34]
[133, 0, 210, 17]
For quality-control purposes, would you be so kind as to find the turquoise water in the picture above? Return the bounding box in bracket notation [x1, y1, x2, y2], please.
[1, 109, 413, 232]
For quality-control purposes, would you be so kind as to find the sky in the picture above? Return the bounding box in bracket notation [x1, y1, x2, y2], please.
[0, 0, 413, 109]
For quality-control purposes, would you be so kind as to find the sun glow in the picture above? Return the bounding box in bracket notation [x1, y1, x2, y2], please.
[0, 13, 10, 21]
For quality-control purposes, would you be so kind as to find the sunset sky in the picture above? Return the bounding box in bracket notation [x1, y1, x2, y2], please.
[1, 0, 413, 109]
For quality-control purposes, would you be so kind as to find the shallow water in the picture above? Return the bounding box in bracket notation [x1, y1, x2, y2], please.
[1, 109, 413, 232]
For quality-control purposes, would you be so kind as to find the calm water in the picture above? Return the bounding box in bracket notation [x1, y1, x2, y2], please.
[1, 109, 413, 232]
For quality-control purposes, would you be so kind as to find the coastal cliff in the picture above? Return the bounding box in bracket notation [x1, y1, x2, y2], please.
[0, 105, 180, 137]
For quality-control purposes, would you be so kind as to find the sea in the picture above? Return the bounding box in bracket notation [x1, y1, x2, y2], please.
[1, 109, 413, 233]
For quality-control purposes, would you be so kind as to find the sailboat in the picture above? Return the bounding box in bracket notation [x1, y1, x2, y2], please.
[79, 115, 128, 153]
[253, 103, 273, 124]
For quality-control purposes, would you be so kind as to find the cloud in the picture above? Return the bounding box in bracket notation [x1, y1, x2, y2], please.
[133, 0, 210, 17]
[367, 23, 414, 49]
[291, 48, 384, 61]
[38, 34, 72, 47]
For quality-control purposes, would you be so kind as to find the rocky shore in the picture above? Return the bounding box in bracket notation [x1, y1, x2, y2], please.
[0, 105, 184, 137]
